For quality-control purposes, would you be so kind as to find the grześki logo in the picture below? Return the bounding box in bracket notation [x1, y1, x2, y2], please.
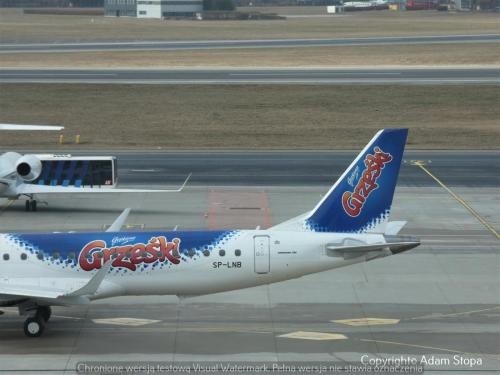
[342, 147, 392, 217]
[79, 236, 181, 271]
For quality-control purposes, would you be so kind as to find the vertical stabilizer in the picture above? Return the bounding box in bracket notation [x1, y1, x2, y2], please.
[272, 128, 408, 233]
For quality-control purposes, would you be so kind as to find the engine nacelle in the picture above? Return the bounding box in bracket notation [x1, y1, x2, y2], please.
[16, 155, 42, 182]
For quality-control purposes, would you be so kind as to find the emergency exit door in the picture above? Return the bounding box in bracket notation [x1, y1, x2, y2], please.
[254, 236, 270, 274]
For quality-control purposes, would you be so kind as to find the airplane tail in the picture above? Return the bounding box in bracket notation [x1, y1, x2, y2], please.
[272, 128, 408, 233]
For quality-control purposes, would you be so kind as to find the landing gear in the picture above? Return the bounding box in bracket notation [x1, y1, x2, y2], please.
[23, 316, 45, 337]
[38, 306, 51, 322]
[23, 306, 51, 337]
[25, 199, 37, 212]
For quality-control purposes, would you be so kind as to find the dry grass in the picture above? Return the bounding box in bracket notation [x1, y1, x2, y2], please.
[0, 84, 498, 150]
[0, 8, 499, 43]
[1, 43, 499, 68]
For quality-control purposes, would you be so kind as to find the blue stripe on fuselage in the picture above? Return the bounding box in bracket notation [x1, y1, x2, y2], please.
[9, 230, 236, 263]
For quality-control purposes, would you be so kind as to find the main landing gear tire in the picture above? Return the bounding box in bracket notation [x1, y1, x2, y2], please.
[24, 316, 45, 338]
[25, 200, 37, 212]
[23, 307, 51, 337]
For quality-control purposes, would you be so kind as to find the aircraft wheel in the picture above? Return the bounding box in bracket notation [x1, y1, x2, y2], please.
[24, 316, 45, 337]
[25, 200, 30, 211]
[30, 200, 37, 212]
[38, 306, 51, 322]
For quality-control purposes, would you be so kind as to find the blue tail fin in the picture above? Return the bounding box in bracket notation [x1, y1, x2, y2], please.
[305, 128, 408, 233]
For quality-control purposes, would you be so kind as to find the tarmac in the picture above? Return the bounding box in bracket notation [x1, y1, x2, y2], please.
[1, 35, 499, 53]
[0, 152, 498, 374]
[1, 68, 499, 85]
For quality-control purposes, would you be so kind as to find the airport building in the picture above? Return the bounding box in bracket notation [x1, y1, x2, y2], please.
[138, 0, 203, 17]
[104, 0, 202, 17]
[104, 0, 137, 17]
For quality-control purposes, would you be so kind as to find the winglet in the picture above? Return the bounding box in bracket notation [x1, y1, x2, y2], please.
[106, 208, 131, 232]
[65, 261, 112, 297]
[0, 124, 64, 131]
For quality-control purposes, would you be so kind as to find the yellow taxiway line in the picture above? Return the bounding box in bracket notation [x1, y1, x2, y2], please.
[413, 161, 499, 240]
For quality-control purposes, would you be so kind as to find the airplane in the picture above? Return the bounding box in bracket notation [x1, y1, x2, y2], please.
[0, 124, 190, 211]
[342, 0, 388, 9]
[0, 128, 419, 337]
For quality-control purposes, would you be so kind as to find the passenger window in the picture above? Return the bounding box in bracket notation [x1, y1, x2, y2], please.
[235, 249, 241, 257]
[203, 250, 210, 257]
[52, 252, 60, 260]
[20, 253, 27, 260]
[188, 249, 195, 258]
[219, 250, 225, 257]
[67, 252, 76, 260]
[3, 253, 9, 261]
[37, 252, 44, 260]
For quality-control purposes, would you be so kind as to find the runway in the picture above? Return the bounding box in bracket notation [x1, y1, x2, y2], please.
[1, 67, 499, 84]
[51, 150, 499, 188]
[1, 34, 499, 53]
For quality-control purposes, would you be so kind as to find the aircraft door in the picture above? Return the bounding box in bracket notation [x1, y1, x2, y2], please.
[254, 235, 270, 274]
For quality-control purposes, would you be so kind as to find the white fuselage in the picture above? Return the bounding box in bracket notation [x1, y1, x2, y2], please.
[0, 230, 386, 304]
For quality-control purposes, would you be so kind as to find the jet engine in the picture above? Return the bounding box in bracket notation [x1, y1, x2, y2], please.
[16, 155, 42, 182]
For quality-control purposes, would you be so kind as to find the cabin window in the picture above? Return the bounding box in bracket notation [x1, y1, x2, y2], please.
[37, 252, 44, 260]
[219, 250, 225, 257]
[203, 250, 210, 257]
[188, 249, 195, 258]
[67, 252, 76, 260]
[3, 253, 9, 261]
[52, 252, 60, 260]
[20, 253, 27, 260]
[235, 249, 241, 257]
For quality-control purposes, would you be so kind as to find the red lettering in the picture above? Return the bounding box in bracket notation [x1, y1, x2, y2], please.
[78, 237, 182, 272]
[341, 147, 393, 217]
[79, 240, 106, 271]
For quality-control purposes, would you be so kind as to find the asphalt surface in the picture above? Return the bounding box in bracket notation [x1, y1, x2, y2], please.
[0, 184, 498, 373]
[62, 150, 499, 188]
[1, 34, 499, 53]
[1, 68, 499, 84]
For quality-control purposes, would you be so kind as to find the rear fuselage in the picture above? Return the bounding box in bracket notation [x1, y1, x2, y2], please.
[0, 230, 385, 302]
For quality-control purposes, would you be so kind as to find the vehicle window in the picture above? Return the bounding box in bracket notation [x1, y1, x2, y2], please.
[20, 253, 27, 260]
[219, 250, 225, 257]
[3, 253, 9, 261]
[235, 249, 241, 257]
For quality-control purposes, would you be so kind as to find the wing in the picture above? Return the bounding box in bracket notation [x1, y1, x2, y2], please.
[106, 208, 131, 232]
[0, 124, 64, 131]
[16, 173, 191, 195]
[16, 184, 170, 194]
[0, 283, 64, 300]
[0, 262, 112, 304]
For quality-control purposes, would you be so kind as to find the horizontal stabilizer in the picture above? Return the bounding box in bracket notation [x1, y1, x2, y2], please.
[384, 221, 407, 235]
[326, 238, 419, 255]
